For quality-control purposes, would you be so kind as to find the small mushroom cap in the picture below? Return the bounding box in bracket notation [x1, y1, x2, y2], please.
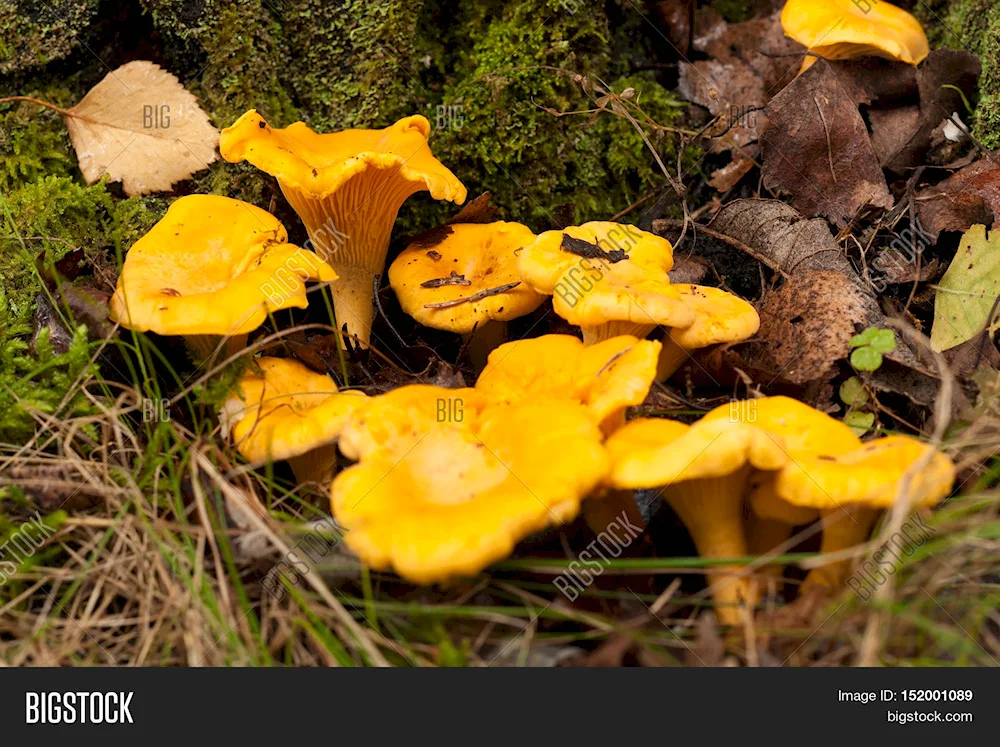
[702, 395, 861, 457]
[775, 435, 955, 510]
[606, 417, 788, 489]
[475, 334, 661, 427]
[518, 222, 695, 329]
[219, 109, 467, 203]
[109, 195, 337, 336]
[668, 284, 760, 349]
[388, 222, 545, 333]
[337, 384, 486, 462]
[222, 357, 368, 463]
[330, 400, 609, 583]
[781, 0, 929, 65]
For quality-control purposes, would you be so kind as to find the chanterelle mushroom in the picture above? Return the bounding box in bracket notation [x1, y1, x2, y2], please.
[221, 357, 368, 484]
[704, 396, 861, 582]
[474, 333, 660, 435]
[388, 221, 544, 364]
[219, 110, 467, 347]
[656, 284, 760, 381]
[330, 398, 609, 584]
[782, 0, 929, 73]
[774, 434, 954, 589]
[606, 416, 788, 625]
[337, 384, 484, 463]
[475, 333, 660, 534]
[109, 194, 336, 360]
[517, 221, 695, 344]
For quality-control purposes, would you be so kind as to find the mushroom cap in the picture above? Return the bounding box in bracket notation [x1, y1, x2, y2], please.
[705, 396, 860, 523]
[518, 222, 695, 329]
[748, 473, 820, 525]
[775, 435, 955, 510]
[330, 400, 609, 583]
[668, 284, 760, 349]
[337, 384, 486, 462]
[219, 109, 467, 203]
[222, 357, 368, 463]
[702, 395, 861, 457]
[109, 195, 337, 336]
[475, 334, 660, 427]
[781, 0, 929, 65]
[388, 222, 545, 333]
[606, 417, 788, 489]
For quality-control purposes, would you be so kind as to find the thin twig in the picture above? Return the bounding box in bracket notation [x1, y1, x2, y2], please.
[814, 95, 836, 183]
[424, 281, 520, 309]
[420, 271, 472, 288]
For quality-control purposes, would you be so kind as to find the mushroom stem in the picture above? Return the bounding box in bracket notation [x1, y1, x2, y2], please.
[281, 171, 423, 348]
[662, 468, 754, 626]
[184, 333, 248, 363]
[655, 335, 692, 381]
[802, 505, 880, 589]
[326, 265, 379, 348]
[745, 513, 794, 583]
[287, 443, 340, 487]
[582, 489, 645, 537]
[463, 320, 509, 370]
[581, 321, 656, 346]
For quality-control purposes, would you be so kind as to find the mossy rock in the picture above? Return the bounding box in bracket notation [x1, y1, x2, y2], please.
[135, 0, 693, 230]
[0, 0, 101, 77]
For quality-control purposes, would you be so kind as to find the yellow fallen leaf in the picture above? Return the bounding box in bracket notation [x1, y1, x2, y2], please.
[64, 60, 218, 195]
[931, 224, 1000, 352]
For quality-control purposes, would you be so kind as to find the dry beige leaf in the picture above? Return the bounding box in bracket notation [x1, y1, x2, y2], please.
[65, 60, 218, 195]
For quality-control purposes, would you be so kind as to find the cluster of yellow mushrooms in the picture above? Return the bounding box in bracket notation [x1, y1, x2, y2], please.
[107, 1, 952, 624]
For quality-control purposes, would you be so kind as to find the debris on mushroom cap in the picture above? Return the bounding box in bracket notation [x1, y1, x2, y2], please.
[388, 222, 545, 334]
[475, 334, 661, 431]
[218, 109, 467, 347]
[337, 384, 487, 462]
[517, 221, 694, 343]
[781, 0, 929, 66]
[108, 195, 337, 337]
[606, 417, 788, 489]
[330, 400, 610, 584]
[775, 435, 955, 510]
[702, 395, 861, 457]
[222, 357, 367, 464]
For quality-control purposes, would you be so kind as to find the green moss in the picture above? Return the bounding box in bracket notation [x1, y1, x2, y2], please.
[141, 0, 297, 127]
[0, 318, 95, 445]
[276, 0, 426, 131]
[139, 0, 299, 208]
[0, 177, 168, 444]
[426, 0, 690, 229]
[0, 104, 73, 191]
[708, 0, 755, 23]
[110, 1, 690, 231]
[0, 0, 101, 76]
[0, 79, 81, 191]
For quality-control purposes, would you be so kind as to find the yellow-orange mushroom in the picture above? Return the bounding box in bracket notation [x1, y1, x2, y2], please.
[220, 110, 466, 347]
